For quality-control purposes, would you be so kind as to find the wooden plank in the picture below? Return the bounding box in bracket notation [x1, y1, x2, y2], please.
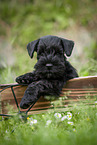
[63, 76, 97, 89]
[0, 76, 97, 115]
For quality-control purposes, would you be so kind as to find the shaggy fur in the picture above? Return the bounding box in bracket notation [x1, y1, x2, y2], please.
[16, 35, 78, 109]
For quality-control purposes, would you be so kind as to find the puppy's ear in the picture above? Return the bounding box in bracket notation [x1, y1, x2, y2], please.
[27, 39, 40, 58]
[61, 38, 74, 57]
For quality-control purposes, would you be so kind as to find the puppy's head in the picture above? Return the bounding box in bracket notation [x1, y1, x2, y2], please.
[27, 35, 74, 79]
[27, 35, 74, 58]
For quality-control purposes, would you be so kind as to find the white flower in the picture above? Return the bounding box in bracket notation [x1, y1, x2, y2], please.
[6, 130, 8, 133]
[54, 113, 62, 118]
[94, 101, 97, 104]
[42, 115, 45, 117]
[30, 119, 37, 125]
[61, 116, 67, 121]
[73, 128, 76, 132]
[46, 120, 52, 126]
[67, 112, 72, 120]
[68, 121, 74, 125]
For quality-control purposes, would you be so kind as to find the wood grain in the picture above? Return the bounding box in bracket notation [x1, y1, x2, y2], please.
[0, 76, 97, 114]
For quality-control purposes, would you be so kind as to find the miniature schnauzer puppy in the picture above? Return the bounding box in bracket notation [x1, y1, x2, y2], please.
[16, 35, 78, 109]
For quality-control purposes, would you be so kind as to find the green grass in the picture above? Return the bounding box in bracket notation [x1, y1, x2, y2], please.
[0, 105, 97, 145]
[0, 49, 37, 84]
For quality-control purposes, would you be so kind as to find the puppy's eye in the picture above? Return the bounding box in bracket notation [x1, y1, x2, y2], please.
[38, 46, 45, 55]
[51, 46, 63, 56]
[55, 50, 62, 56]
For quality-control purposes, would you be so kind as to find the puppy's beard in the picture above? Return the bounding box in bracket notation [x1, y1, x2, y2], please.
[47, 72, 52, 78]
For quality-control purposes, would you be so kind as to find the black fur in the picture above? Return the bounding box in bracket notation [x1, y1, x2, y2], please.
[16, 35, 78, 109]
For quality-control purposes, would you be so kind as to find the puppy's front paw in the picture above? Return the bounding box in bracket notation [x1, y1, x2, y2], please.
[16, 76, 29, 84]
[20, 99, 31, 109]
[20, 91, 35, 109]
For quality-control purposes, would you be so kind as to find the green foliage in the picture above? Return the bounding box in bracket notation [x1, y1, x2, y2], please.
[14, 49, 37, 75]
[79, 59, 97, 77]
[0, 67, 15, 84]
[0, 105, 97, 145]
[0, 0, 97, 47]
[85, 41, 97, 60]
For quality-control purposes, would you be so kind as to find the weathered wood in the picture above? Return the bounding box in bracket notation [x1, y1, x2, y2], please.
[63, 76, 97, 88]
[0, 76, 97, 115]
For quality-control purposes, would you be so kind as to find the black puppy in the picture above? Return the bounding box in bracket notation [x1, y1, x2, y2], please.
[16, 35, 78, 109]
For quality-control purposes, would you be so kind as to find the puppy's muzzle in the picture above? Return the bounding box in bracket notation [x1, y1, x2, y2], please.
[46, 63, 53, 69]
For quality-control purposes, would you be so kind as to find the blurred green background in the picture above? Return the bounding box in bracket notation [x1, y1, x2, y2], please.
[0, 0, 97, 84]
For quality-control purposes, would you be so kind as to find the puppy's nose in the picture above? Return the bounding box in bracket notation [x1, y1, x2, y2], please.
[46, 63, 53, 69]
